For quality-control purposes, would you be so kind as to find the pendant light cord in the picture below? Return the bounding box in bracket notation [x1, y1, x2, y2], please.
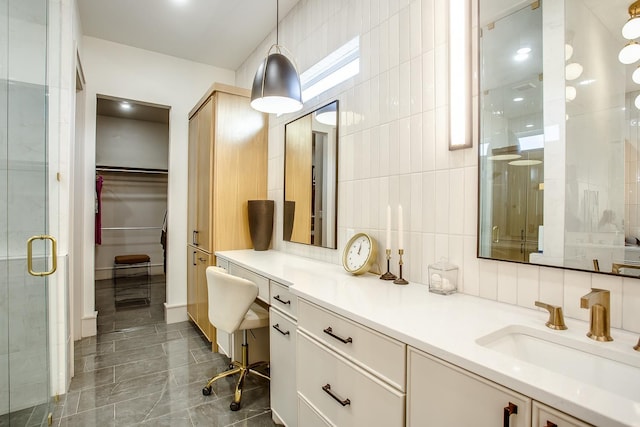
[276, 0, 279, 46]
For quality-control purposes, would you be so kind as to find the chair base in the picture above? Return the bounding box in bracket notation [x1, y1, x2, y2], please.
[202, 335, 270, 411]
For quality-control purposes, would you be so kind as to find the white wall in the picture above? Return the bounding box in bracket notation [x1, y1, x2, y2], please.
[79, 36, 235, 333]
[236, 0, 640, 334]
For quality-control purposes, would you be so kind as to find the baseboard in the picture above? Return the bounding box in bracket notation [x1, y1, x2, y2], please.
[81, 311, 98, 337]
[164, 302, 188, 324]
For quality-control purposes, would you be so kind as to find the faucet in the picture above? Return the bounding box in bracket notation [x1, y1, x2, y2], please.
[580, 288, 613, 342]
[534, 301, 567, 330]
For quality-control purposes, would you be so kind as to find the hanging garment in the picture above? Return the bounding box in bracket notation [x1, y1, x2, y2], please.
[95, 175, 104, 244]
[161, 210, 167, 273]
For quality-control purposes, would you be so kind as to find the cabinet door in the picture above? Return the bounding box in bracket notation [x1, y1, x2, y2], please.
[186, 246, 197, 322]
[270, 308, 297, 427]
[532, 402, 592, 427]
[187, 115, 198, 245]
[407, 347, 531, 427]
[195, 249, 214, 342]
[195, 97, 213, 252]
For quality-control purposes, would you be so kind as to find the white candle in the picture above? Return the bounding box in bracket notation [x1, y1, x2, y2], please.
[398, 205, 403, 249]
[386, 205, 391, 250]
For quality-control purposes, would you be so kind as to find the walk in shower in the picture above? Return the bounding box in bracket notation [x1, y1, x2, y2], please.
[1, 0, 54, 424]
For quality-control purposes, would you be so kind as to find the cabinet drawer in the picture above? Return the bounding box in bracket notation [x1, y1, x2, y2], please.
[270, 280, 298, 319]
[228, 263, 269, 303]
[532, 402, 592, 427]
[298, 395, 334, 427]
[216, 257, 229, 270]
[298, 299, 405, 391]
[270, 309, 297, 427]
[297, 331, 405, 427]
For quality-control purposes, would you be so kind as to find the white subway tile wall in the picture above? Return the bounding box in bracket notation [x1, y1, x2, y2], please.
[235, 0, 640, 333]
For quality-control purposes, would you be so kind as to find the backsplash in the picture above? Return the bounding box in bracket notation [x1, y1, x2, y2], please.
[235, 0, 640, 334]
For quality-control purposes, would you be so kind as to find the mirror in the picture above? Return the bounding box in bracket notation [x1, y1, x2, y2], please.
[479, 0, 640, 277]
[284, 101, 338, 249]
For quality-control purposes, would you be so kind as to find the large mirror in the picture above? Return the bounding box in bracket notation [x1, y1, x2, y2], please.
[479, 0, 640, 277]
[284, 101, 338, 249]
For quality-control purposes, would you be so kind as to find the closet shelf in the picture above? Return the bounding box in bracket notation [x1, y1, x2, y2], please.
[101, 226, 162, 231]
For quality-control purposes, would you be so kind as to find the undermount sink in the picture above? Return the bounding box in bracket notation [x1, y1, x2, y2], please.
[476, 325, 640, 400]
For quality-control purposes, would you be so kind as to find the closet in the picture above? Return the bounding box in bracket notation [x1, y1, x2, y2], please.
[186, 83, 268, 348]
[94, 97, 169, 309]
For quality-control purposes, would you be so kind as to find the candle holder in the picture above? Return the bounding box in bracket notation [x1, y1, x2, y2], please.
[380, 249, 397, 280]
[393, 249, 409, 285]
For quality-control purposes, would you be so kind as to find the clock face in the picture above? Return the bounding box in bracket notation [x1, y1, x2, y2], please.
[342, 233, 377, 274]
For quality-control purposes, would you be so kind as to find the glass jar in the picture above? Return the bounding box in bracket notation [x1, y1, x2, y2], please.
[428, 259, 458, 295]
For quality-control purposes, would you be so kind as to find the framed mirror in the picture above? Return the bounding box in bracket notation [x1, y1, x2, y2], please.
[284, 101, 338, 249]
[478, 0, 640, 277]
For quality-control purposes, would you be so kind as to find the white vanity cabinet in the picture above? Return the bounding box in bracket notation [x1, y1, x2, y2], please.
[532, 402, 593, 427]
[297, 299, 406, 426]
[269, 280, 298, 427]
[407, 346, 531, 427]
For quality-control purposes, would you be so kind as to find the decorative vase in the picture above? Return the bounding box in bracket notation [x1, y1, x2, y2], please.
[283, 200, 295, 241]
[248, 200, 274, 251]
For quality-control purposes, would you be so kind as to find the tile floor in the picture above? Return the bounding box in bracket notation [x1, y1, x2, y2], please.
[52, 276, 278, 426]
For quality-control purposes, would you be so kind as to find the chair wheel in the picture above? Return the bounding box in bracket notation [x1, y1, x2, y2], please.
[229, 363, 235, 369]
[202, 386, 212, 396]
[230, 401, 240, 411]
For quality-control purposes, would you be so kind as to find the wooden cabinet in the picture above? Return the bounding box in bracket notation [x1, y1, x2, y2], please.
[407, 346, 531, 427]
[186, 83, 267, 346]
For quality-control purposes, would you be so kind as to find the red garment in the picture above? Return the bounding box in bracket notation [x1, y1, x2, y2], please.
[95, 175, 104, 244]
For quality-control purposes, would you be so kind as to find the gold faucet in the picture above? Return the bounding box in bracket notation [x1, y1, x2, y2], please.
[580, 288, 613, 342]
[634, 338, 640, 352]
[534, 301, 567, 330]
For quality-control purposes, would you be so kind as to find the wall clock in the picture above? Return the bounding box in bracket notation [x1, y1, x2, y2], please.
[342, 233, 378, 275]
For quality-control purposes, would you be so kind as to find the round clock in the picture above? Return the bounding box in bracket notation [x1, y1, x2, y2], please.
[342, 233, 378, 275]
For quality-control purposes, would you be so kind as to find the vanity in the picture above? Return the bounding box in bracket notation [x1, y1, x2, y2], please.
[215, 249, 640, 427]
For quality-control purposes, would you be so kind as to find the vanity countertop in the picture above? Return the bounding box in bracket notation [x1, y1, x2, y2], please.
[216, 249, 640, 427]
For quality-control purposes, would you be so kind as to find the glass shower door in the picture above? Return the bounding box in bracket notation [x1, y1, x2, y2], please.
[1, 0, 54, 424]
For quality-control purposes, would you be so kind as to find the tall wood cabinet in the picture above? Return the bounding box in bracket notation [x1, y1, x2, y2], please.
[186, 83, 268, 349]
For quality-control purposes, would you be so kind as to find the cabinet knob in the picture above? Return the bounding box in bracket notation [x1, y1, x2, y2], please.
[503, 402, 518, 427]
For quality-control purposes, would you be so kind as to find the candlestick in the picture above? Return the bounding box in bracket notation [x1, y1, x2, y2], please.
[393, 249, 409, 285]
[398, 205, 403, 249]
[386, 205, 391, 250]
[380, 249, 397, 280]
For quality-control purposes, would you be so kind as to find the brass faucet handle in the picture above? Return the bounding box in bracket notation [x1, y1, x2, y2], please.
[534, 301, 568, 330]
[634, 337, 640, 352]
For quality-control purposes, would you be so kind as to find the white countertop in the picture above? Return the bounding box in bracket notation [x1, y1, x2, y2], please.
[216, 249, 640, 427]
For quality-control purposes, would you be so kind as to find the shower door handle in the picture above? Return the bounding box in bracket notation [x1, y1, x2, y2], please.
[27, 235, 57, 276]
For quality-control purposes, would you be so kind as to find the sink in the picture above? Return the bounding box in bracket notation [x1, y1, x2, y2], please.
[476, 325, 640, 400]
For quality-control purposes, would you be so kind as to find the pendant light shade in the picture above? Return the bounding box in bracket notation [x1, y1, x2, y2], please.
[619, 40, 640, 64]
[250, 46, 302, 114]
[249, 0, 302, 114]
[623, 1, 640, 39]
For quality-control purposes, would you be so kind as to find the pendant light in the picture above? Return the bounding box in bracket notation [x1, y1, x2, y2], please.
[250, 0, 302, 114]
[623, 0, 640, 40]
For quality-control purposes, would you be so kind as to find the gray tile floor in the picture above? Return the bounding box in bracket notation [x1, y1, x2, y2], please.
[53, 276, 278, 427]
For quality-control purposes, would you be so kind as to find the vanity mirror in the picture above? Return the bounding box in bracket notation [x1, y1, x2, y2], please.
[478, 0, 640, 277]
[284, 101, 338, 249]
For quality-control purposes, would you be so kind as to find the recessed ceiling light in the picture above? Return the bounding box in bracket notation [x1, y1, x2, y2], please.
[525, 124, 534, 128]
[578, 79, 596, 86]
[517, 47, 531, 55]
[120, 101, 132, 110]
[513, 97, 524, 102]
[514, 48, 531, 62]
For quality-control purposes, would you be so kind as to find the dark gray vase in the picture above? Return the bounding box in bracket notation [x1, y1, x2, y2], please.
[248, 200, 274, 251]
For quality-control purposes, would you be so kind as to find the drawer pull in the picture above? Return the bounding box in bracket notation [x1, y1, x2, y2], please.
[272, 323, 290, 336]
[274, 294, 291, 305]
[322, 384, 351, 407]
[323, 327, 353, 344]
[503, 402, 518, 427]
[544, 422, 558, 427]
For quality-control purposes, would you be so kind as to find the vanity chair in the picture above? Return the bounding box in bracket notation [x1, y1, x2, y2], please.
[201, 266, 270, 410]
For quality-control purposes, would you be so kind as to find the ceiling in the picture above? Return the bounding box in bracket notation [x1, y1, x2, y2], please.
[77, 0, 300, 71]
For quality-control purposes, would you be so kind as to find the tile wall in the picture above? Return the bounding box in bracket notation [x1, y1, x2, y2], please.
[235, 0, 640, 334]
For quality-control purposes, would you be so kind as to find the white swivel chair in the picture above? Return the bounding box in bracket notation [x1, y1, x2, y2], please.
[201, 266, 270, 411]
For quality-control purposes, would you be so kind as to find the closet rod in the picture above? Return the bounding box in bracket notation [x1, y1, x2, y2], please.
[101, 226, 162, 231]
[96, 165, 168, 174]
